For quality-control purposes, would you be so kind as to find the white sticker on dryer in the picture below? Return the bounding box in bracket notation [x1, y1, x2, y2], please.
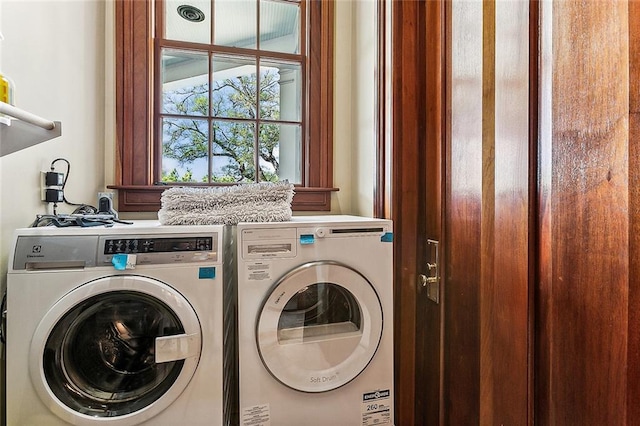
[242, 403, 271, 426]
[246, 261, 271, 281]
[362, 389, 392, 425]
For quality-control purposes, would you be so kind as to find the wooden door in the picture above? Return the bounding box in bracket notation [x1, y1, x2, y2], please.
[391, 1, 534, 424]
[390, 1, 445, 424]
[392, 2, 637, 425]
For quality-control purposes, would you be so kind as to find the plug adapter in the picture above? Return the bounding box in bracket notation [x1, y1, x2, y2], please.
[44, 189, 64, 203]
[98, 195, 118, 218]
[44, 171, 64, 186]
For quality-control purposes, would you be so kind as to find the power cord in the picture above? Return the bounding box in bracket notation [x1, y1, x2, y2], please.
[49, 158, 98, 215]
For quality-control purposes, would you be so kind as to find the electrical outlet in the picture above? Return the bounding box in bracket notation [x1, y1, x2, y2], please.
[97, 192, 114, 208]
[40, 172, 47, 201]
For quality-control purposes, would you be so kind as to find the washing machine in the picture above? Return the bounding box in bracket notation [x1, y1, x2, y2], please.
[6, 221, 234, 426]
[236, 215, 394, 426]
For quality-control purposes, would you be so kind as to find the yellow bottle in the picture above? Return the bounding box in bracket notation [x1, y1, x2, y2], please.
[0, 72, 11, 104]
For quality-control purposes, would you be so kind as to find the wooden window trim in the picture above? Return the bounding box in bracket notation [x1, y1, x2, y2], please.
[111, 0, 336, 212]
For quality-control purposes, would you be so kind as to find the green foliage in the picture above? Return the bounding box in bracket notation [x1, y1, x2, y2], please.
[162, 68, 283, 183]
[161, 168, 194, 182]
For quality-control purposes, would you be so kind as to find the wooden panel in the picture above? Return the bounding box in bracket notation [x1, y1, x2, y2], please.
[391, 1, 423, 424]
[307, 0, 334, 188]
[480, 0, 530, 424]
[444, 1, 483, 423]
[115, 0, 152, 185]
[108, 185, 337, 212]
[628, 1, 640, 423]
[414, 0, 443, 424]
[536, 2, 629, 424]
[443, 1, 532, 424]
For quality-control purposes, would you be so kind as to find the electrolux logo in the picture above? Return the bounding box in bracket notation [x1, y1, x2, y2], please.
[26, 244, 45, 259]
[363, 389, 390, 402]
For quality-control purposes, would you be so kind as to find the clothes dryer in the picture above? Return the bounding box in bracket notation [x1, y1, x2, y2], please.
[236, 216, 394, 426]
[6, 221, 233, 426]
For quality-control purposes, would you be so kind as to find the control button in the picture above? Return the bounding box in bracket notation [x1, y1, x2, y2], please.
[315, 228, 326, 238]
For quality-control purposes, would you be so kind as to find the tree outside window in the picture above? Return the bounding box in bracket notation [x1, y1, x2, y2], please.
[159, 1, 303, 184]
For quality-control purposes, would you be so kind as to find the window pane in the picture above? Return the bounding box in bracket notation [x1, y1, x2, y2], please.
[165, 0, 211, 44]
[260, 60, 302, 122]
[259, 123, 301, 183]
[162, 49, 209, 116]
[212, 120, 256, 183]
[214, 0, 257, 49]
[161, 118, 209, 182]
[212, 55, 257, 119]
[260, 0, 300, 54]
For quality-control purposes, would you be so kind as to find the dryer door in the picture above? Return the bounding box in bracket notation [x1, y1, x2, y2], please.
[29, 275, 201, 425]
[256, 261, 383, 393]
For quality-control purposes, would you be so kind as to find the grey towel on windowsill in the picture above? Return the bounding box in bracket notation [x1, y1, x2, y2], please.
[158, 182, 295, 225]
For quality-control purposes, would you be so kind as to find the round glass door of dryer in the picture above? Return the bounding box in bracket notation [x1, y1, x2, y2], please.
[256, 261, 383, 393]
[29, 276, 202, 425]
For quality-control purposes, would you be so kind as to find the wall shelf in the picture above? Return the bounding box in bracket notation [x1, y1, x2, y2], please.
[0, 101, 62, 157]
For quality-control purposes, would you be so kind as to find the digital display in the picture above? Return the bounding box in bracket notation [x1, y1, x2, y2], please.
[103, 237, 213, 255]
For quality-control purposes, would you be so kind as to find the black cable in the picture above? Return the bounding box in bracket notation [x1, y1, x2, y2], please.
[50, 158, 97, 213]
[50, 158, 79, 206]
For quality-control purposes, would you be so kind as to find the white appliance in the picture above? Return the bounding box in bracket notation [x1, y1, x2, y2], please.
[236, 216, 394, 426]
[6, 221, 233, 426]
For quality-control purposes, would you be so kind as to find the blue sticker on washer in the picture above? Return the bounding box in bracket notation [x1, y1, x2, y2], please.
[300, 234, 315, 245]
[112, 254, 128, 270]
[381, 232, 393, 243]
[199, 267, 216, 279]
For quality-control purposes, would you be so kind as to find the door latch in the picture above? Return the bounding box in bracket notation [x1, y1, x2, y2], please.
[419, 239, 440, 303]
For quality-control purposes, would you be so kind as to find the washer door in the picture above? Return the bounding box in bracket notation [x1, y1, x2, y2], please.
[257, 261, 383, 393]
[29, 275, 201, 425]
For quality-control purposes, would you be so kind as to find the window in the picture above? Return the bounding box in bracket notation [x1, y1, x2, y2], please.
[112, 0, 335, 211]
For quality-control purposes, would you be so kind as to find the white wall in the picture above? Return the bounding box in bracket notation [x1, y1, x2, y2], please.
[0, 0, 106, 418]
[0, 0, 107, 274]
[351, 0, 377, 216]
[332, 0, 354, 214]
[328, 0, 377, 216]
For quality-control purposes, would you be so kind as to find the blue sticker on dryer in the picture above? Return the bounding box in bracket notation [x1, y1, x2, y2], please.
[300, 234, 315, 245]
[199, 267, 216, 279]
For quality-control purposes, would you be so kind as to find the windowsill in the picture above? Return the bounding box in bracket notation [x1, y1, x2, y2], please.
[107, 185, 339, 212]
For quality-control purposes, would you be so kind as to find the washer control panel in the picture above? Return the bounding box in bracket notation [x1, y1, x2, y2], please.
[98, 234, 218, 265]
[102, 236, 212, 255]
[12, 233, 219, 270]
